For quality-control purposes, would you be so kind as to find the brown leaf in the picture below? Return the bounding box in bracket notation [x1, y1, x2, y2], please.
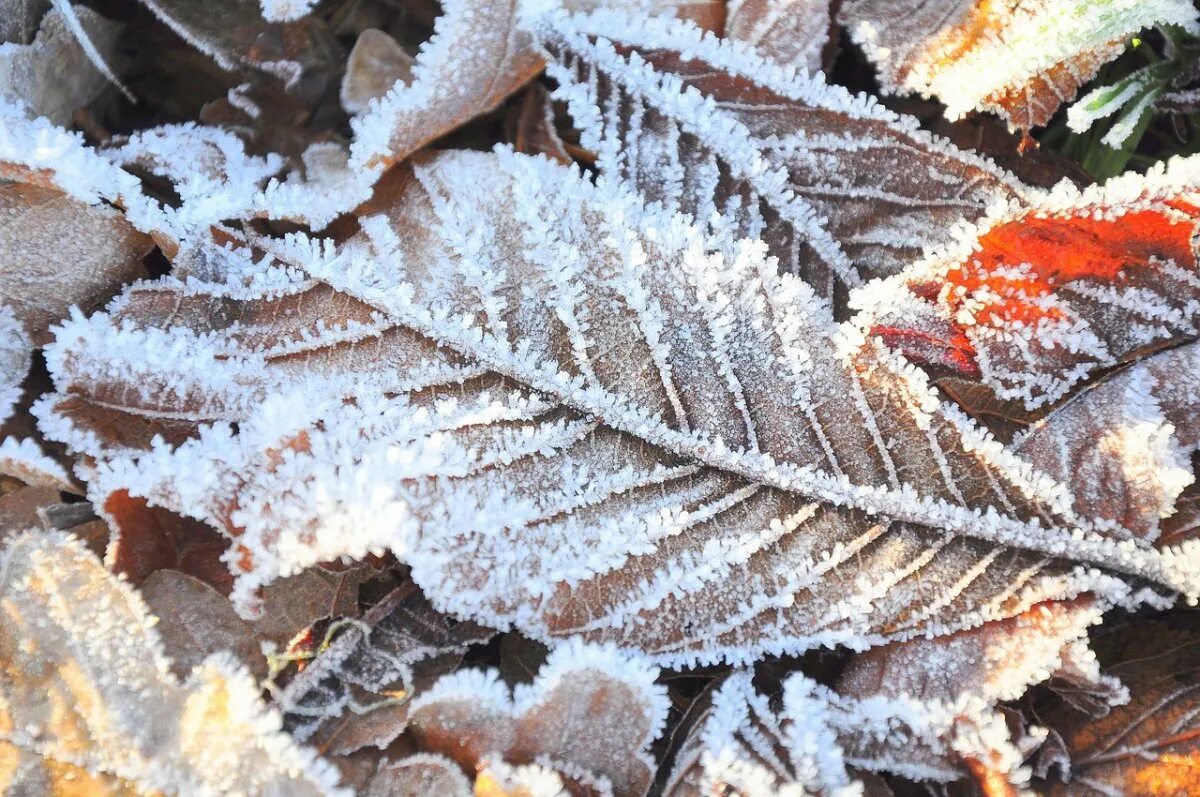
[505, 84, 574, 165]
[275, 582, 492, 746]
[726, 0, 832, 73]
[838, 0, 1197, 131]
[0, 5, 123, 125]
[534, 8, 1027, 296]
[140, 569, 266, 680]
[41, 149, 1191, 668]
[406, 641, 667, 797]
[0, 181, 150, 346]
[349, 0, 544, 170]
[364, 753, 471, 797]
[1041, 622, 1200, 796]
[1014, 343, 1200, 543]
[101, 491, 233, 593]
[341, 28, 414, 116]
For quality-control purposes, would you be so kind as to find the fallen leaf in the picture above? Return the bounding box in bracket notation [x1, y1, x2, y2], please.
[839, 0, 1199, 131]
[0, 5, 122, 125]
[726, 0, 832, 73]
[532, 7, 1027, 295]
[1040, 621, 1200, 796]
[40, 149, 1195, 667]
[0, 530, 347, 795]
[406, 639, 668, 797]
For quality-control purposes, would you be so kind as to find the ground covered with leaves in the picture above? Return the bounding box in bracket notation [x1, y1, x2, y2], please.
[3, 1, 1200, 795]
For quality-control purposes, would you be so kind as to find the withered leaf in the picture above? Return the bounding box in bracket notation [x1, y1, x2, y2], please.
[139, 569, 265, 680]
[276, 582, 492, 745]
[0, 531, 346, 795]
[405, 640, 667, 797]
[533, 7, 1026, 296]
[40, 149, 1196, 667]
[340, 28, 415, 116]
[726, 0, 832, 73]
[0, 180, 150, 346]
[0, 5, 122, 126]
[857, 161, 1200, 413]
[1041, 621, 1200, 796]
[839, 0, 1199, 132]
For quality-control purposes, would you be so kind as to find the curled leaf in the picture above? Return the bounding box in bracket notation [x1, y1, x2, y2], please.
[839, 0, 1199, 131]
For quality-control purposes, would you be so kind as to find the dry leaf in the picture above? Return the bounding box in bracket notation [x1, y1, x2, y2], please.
[0, 530, 347, 795]
[349, 0, 544, 170]
[532, 7, 1027, 295]
[839, 0, 1199, 131]
[405, 639, 668, 797]
[856, 161, 1200, 413]
[39, 149, 1196, 667]
[276, 582, 492, 745]
[834, 598, 1116, 784]
[341, 28, 415, 116]
[0, 5, 122, 125]
[1040, 621, 1200, 796]
[364, 753, 472, 797]
[726, 0, 832, 73]
[139, 569, 266, 679]
[0, 306, 28, 428]
[0, 180, 150, 346]
[664, 671, 861, 796]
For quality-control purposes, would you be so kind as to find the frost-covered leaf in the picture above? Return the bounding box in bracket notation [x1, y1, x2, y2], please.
[1039, 621, 1200, 796]
[530, 7, 1027, 295]
[136, 0, 338, 92]
[0, 179, 150, 345]
[856, 156, 1200, 412]
[0, 5, 122, 125]
[1014, 343, 1200, 542]
[839, 0, 1200, 132]
[506, 84, 574, 165]
[664, 671, 861, 796]
[0, 306, 28, 428]
[276, 582, 492, 744]
[0, 437, 74, 491]
[139, 568, 266, 679]
[341, 28, 415, 116]
[726, 0, 831, 73]
[405, 639, 668, 797]
[834, 598, 1117, 784]
[39, 149, 1197, 667]
[349, 0, 545, 170]
[364, 753, 472, 797]
[0, 530, 347, 795]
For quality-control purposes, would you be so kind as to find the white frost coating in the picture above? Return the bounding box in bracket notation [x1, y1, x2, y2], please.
[0, 305, 28, 426]
[259, 0, 317, 22]
[1067, 65, 1162, 135]
[0, 531, 349, 796]
[669, 671, 863, 796]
